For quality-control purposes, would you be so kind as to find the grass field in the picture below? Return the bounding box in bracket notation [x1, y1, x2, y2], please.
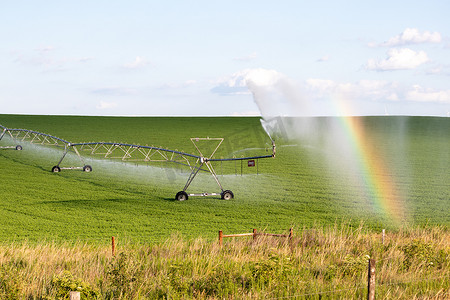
[1, 225, 448, 299]
[0, 114, 449, 243]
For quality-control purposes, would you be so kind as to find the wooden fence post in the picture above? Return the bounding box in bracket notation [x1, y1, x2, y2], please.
[253, 228, 257, 241]
[70, 291, 80, 300]
[111, 236, 115, 256]
[382, 229, 385, 245]
[367, 259, 376, 300]
[219, 230, 223, 246]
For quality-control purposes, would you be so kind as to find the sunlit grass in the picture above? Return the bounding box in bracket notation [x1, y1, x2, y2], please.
[0, 224, 448, 299]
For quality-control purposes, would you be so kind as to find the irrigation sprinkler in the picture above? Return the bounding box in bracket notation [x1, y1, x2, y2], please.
[0, 123, 276, 200]
[0, 124, 23, 150]
[72, 137, 275, 200]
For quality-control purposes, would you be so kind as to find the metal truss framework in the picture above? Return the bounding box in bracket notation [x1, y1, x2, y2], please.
[0, 124, 24, 150]
[0, 124, 275, 200]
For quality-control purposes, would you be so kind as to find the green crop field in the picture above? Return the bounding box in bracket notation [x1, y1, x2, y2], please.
[0, 114, 448, 243]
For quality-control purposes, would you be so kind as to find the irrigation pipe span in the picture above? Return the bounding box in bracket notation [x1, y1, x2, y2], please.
[0, 123, 275, 200]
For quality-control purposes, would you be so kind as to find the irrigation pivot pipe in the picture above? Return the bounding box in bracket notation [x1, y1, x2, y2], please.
[0, 123, 276, 200]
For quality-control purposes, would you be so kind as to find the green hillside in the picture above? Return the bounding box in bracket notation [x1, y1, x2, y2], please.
[0, 115, 448, 243]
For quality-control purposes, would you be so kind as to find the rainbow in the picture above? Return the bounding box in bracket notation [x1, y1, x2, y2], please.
[335, 100, 406, 226]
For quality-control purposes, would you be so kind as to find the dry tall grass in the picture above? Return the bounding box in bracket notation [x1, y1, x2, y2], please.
[0, 224, 448, 299]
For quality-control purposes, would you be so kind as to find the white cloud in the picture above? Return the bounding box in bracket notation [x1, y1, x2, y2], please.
[307, 78, 450, 104]
[212, 69, 302, 118]
[211, 68, 286, 95]
[306, 78, 399, 101]
[123, 56, 150, 69]
[381, 28, 442, 46]
[96, 101, 118, 109]
[406, 85, 450, 103]
[366, 48, 429, 71]
[243, 68, 286, 87]
[217, 69, 450, 106]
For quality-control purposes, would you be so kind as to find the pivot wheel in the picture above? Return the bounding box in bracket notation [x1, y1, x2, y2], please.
[51, 166, 61, 173]
[221, 190, 234, 200]
[15, 145, 22, 151]
[175, 191, 188, 201]
[83, 165, 93, 172]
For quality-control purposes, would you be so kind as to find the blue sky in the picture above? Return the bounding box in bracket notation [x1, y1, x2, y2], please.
[1, 0, 449, 116]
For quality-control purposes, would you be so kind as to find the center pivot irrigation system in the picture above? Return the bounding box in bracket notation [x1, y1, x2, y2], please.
[0, 123, 275, 201]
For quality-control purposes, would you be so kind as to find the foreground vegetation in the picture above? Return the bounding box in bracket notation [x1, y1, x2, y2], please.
[0, 115, 448, 298]
[0, 224, 448, 299]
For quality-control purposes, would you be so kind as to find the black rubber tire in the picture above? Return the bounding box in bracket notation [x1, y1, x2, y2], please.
[51, 166, 61, 173]
[175, 191, 188, 201]
[83, 165, 93, 172]
[221, 190, 234, 200]
[15, 145, 22, 151]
